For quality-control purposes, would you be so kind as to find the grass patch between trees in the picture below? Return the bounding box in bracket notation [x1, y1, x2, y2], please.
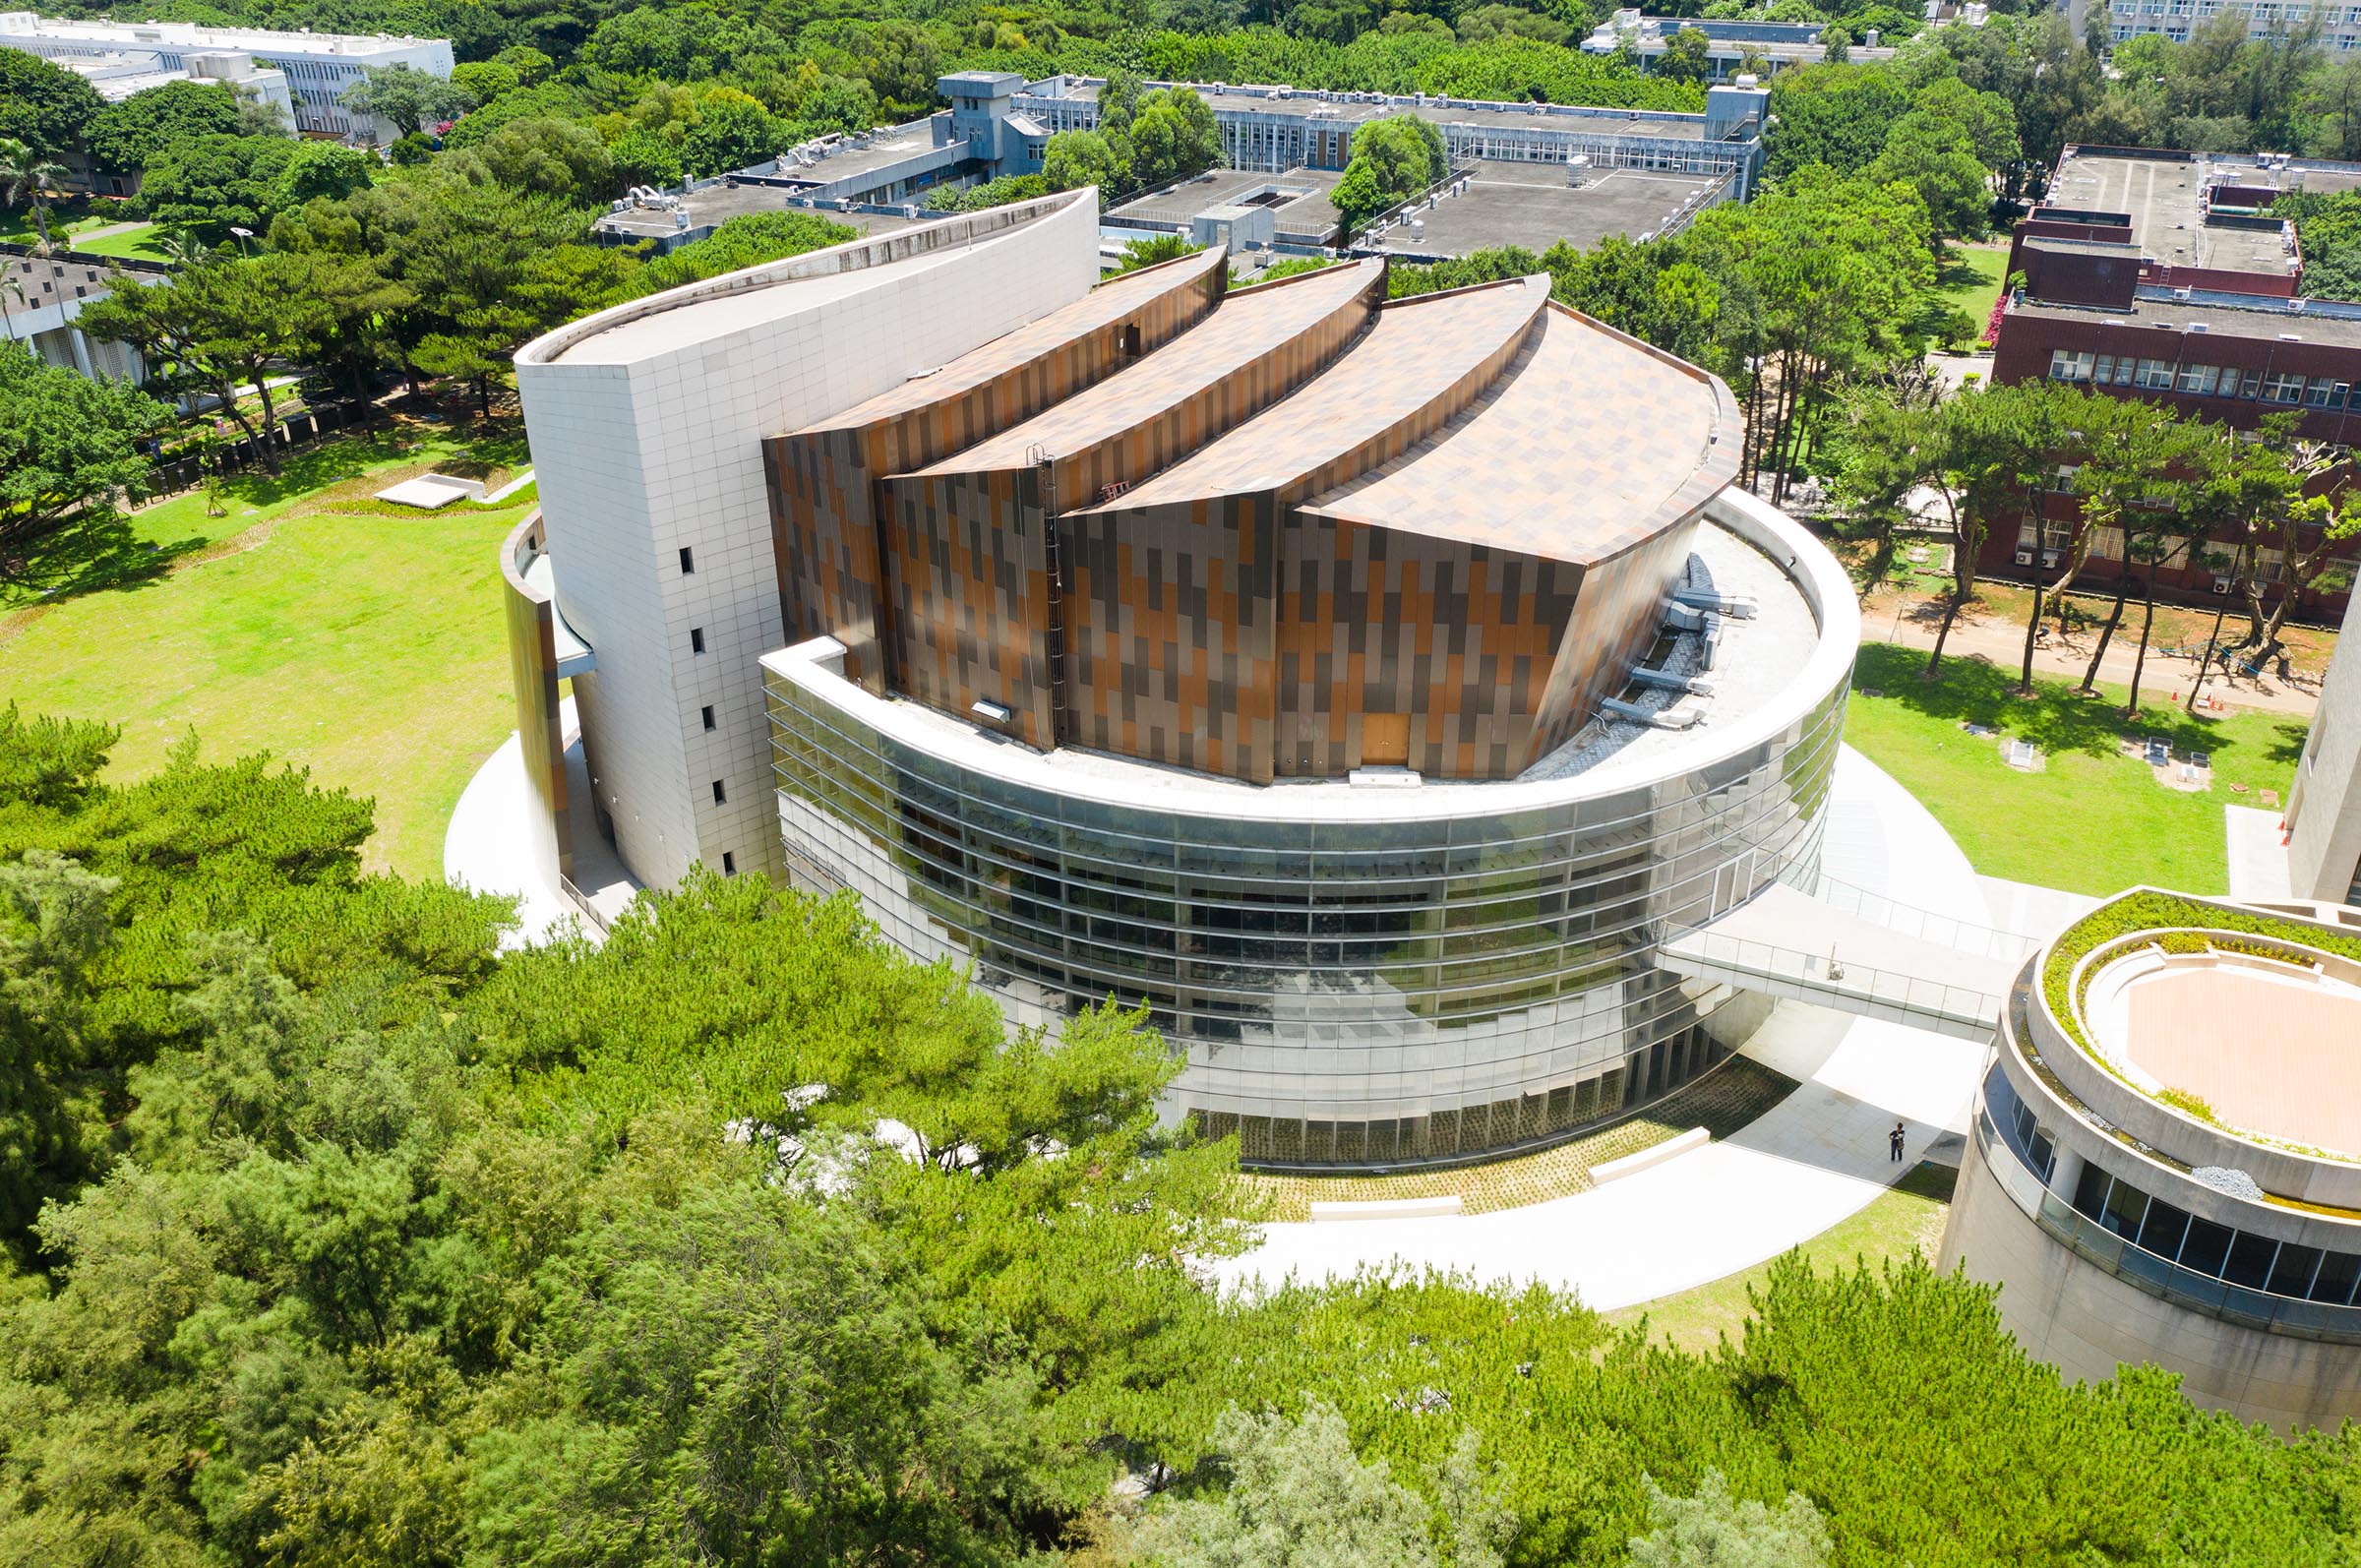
[0, 423, 532, 879]
[1843, 642, 2308, 895]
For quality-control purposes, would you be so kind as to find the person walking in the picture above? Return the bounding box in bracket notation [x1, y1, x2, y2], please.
[1889, 1121, 1907, 1164]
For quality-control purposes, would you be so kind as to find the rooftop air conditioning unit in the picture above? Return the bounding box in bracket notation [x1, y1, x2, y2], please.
[2014, 549, 2035, 565]
[2174, 286, 2193, 300]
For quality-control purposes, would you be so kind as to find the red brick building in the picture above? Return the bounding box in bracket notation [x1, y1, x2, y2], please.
[1984, 145, 2361, 621]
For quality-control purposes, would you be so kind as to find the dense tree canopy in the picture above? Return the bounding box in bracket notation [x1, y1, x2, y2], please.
[84, 82, 247, 177]
[0, 345, 169, 546]
[1332, 112, 1449, 231]
[5, 708, 2361, 1564]
[0, 50, 101, 157]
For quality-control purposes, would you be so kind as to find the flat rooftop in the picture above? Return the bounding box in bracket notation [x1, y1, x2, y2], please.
[916, 258, 1381, 472]
[2006, 292, 2361, 348]
[1109, 166, 1342, 237]
[1303, 304, 1732, 565]
[1035, 80, 1717, 142]
[1096, 274, 1549, 508]
[2118, 959, 2361, 1157]
[0, 13, 437, 50]
[1371, 162, 1722, 258]
[755, 123, 945, 188]
[595, 181, 932, 241]
[2045, 149, 2294, 275]
[803, 247, 1226, 430]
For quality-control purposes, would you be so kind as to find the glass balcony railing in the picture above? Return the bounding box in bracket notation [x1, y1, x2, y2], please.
[1661, 925, 2007, 1027]
[1974, 1110, 2361, 1346]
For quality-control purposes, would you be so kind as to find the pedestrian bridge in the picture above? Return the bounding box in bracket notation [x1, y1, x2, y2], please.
[1659, 880, 2030, 1042]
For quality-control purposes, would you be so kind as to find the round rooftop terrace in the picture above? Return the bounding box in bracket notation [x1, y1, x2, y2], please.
[2035, 889, 2361, 1183]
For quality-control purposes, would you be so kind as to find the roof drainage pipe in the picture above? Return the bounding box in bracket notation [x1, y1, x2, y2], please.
[1627, 667, 1719, 696]
[1600, 696, 1705, 730]
[1672, 586, 1759, 619]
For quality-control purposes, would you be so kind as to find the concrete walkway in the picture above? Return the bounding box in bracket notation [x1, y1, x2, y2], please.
[1660, 883, 2015, 1041]
[1208, 746, 1995, 1309]
[1977, 876, 2101, 944]
[2226, 804, 2295, 901]
[1209, 1003, 1986, 1310]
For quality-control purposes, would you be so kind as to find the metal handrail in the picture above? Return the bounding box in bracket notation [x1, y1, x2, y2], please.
[1806, 870, 2041, 963]
[1660, 924, 2008, 1026]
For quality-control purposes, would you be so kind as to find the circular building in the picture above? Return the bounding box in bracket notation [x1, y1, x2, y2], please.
[749, 212, 1857, 1171]
[1942, 889, 2361, 1431]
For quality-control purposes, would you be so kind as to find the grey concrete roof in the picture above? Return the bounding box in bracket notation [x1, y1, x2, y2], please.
[1110, 166, 1343, 237]
[1369, 162, 1723, 259]
[2008, 294, 2361, 349]
[594, 181, 922, 241]
[2046, 148, 2297, 276]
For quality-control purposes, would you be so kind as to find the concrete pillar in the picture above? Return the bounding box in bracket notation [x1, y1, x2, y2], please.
[2048, 1144, 2084, 1203]
[66, 326, 94, 379]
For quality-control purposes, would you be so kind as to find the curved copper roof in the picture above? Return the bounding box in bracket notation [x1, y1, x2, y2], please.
[1300, 302, 1739, 566]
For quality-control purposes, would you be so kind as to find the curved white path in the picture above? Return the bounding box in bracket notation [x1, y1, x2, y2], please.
[446, 698, 639, 948]
[1208, 746, 1996, 1310]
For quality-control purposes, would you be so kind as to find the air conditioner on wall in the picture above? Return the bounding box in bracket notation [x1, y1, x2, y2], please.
[2014, 549, 2034, 565]
[2041, 550, 2063, 567]
[2210, 578, 2233, 595]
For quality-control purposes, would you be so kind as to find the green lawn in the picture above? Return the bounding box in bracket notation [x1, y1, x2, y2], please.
[69, 223, 170, 263]
[1845, 642, 2308, 896]
[1603, 1162, 1957, 1352]
[1923, 242, 2009, 347]
[0, 424, 532, 878]
[0, 209, 115, 247]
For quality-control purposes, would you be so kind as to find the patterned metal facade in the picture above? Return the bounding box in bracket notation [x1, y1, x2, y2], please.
[754, 249, 1831, 1171]
[762, 246, 1229, 696]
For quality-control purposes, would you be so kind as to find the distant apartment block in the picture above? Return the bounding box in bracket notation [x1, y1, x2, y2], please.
[1987, 144, 2361, 617]
[0, 12, 451, 144]
[1579, 10, 1900, 75]
[2077, 0, 2361, 50]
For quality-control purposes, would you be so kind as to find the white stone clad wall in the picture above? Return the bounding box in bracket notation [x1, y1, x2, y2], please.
[2288, 589, 2361, 905]
[518, 199, 1100, 890]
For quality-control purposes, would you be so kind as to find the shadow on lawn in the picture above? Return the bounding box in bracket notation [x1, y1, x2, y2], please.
[1852, 642, 2289, 762]
[4, 419, 534, 610]
[4, 513, 211, 605]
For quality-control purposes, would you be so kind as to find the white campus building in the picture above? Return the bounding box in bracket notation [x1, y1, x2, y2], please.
[2075, 0, 2361, 50]
[0, 13, 450, 143]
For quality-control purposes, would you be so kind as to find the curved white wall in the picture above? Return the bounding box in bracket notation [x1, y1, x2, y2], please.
[512, 194, 1101, 888]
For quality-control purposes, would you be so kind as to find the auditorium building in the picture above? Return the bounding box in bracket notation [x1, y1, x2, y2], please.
[508, 190, 1859, 1170]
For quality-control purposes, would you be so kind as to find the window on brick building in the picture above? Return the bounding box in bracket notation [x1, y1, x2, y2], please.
[2047, 348, 2094, 382]
[2262, 370, 2307, 403]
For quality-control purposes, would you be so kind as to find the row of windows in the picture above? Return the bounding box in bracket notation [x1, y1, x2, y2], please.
[1193, 1025, 1729, 1168]
[765, 673, 1842, 1055]
[2000, 1076, 2361, 1306]
[2048, 349, 2360, 410]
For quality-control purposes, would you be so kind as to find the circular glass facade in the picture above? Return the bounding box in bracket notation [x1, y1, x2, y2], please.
[763, 647, 1848, 1170]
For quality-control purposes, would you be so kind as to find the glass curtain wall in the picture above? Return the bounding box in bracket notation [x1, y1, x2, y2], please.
[766, 674, 1846, 1169]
